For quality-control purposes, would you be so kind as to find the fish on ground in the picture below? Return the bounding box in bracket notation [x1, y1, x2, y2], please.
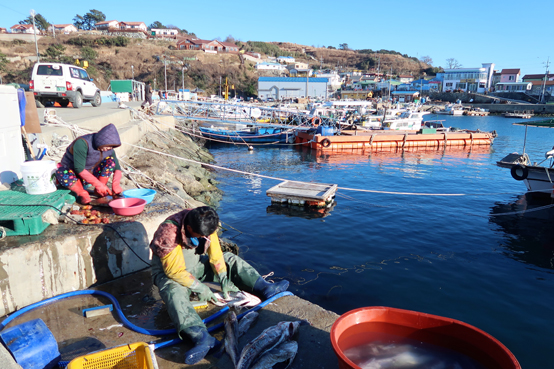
[237, 310, 259, 338]
[224, 311, 240, 368]
[250, 340, 298, 369]
[236, 320, 301, 369]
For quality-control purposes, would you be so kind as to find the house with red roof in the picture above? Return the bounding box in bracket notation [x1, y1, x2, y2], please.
[220, 41, 239, 54]
[10, 24, 39, 34]
[522, 73, 554, 82]
[500, 69, 520, 83]
[176, 38, 222, 53]
[119, 22, 147, 32]
[94, 20, 120, 30]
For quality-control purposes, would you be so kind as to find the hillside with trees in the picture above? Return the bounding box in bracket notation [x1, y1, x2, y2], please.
[0, 12, 440, 97]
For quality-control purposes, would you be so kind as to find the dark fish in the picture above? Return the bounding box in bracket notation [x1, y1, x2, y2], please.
[224, 311, 240, 368]
[236, 321, 301, 369]
[250, 340, 298, 369]
[237, 310, 259, 338]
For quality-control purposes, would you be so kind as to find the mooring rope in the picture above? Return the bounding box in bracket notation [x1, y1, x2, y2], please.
[122, 141, 540, 198]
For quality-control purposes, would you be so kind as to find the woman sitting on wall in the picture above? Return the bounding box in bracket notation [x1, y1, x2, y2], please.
[55, 123, 123, 204]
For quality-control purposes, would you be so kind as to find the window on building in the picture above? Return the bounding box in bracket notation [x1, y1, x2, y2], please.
[509, 76, 515, 81]
[458, 83, 467, 89]
[446, 83, 453, 87]
[479, 83, 485, 88]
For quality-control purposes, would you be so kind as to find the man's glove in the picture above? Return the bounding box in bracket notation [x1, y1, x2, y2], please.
[194, 283, 219, 304]
[112, 170, 123, 195]
[219, 273, 239, 299]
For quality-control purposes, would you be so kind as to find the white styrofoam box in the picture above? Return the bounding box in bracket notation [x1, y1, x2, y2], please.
[0, 85, 25, 184]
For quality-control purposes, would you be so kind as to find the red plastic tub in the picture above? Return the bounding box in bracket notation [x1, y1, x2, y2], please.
[109, 198, 147, 216]
[330, 306, 520, 369]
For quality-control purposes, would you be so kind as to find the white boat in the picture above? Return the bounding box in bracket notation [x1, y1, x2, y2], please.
[434, 103, 464, 116]
[382, 110, 430, 130]
[497, 119, 554, 195]
[504, 110, 534, 119]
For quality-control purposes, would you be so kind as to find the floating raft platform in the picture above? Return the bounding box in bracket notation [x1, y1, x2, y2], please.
[266, 181, 337, 207]
[295, 129, 496, 151]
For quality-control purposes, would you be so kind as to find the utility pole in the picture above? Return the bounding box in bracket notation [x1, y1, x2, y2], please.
[30, 10, 40, 62]
[540, 57, 550, 103]
[164, 58, 167, 93]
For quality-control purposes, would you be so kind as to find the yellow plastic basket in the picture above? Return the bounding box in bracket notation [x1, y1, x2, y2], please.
[67, 342, 157, 369]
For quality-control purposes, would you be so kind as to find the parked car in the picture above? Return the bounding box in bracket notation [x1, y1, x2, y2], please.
[29, 62, 101, 108]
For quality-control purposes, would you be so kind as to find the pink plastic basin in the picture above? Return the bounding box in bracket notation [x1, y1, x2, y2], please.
[109, 198, 147, 216]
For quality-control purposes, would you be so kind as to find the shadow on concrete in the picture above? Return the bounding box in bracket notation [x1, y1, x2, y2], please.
[91, 221, 152, 284]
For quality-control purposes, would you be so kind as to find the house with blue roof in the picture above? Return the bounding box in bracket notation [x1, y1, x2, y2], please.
[258, 77, 329, 100]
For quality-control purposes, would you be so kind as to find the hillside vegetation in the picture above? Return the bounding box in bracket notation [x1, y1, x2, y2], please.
[0, 34, 434, 96]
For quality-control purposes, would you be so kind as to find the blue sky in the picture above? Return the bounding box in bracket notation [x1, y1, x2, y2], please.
[1, 0, 552, 76]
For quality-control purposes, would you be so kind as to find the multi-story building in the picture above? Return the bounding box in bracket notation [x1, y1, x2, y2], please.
[442, 63, 495, 93]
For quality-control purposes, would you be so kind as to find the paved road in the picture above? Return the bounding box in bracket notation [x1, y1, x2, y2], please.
[37, 101, 143, 122]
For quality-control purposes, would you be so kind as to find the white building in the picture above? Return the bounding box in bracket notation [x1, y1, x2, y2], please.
[95, 20, 120, 30]
[315, 70, 343, 90]
[255, 62, 287, 71]
[48, 24, 78, 34]
[442, 63, 495, 93]
[119, 22, 148, 32]
[258, 77, 329, 100]
[277, 56, 295, 63]
[151, 28, 179, 37]
[10, 24, 39, 34]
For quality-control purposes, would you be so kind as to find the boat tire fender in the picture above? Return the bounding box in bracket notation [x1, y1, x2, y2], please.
[511, 164, 528, 181]
[321, 138, 331, 148]
[312, 117, 321, 127]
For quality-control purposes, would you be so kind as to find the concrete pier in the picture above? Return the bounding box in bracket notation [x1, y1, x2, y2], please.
[0, 101, 341, 368]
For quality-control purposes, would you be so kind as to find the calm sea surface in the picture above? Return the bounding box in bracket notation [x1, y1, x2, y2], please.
[206, 114, 554, 369]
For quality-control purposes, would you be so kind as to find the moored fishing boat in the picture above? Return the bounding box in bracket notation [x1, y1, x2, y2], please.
[200, 126, 295, 144]
[497, 118, 554, 195]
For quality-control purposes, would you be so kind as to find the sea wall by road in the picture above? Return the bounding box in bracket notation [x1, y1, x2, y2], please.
[0, 103, 222, 316]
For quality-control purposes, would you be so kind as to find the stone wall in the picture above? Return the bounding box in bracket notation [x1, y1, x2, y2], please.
[101, 31, 147, 39]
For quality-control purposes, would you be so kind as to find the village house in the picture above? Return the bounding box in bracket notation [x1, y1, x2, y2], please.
[94, 20, 120, 30]
[176, 38, 238, 54]
[255, 62, 286, 71]
[119, 22, 148, 32]
[500, 68, 520, 82]
[176, 38, 221, 53]
[151, 28, 179, 38]
[220, 41, 239, 53]
[0, 28, 7, 34]
[522, 73, 554, 82]
[47, 24, 78, 34]
[10, 24, 39, 34]
[398, 75, 414, 83]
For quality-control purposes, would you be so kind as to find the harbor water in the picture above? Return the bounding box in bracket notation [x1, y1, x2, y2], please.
[206, 114, 554, 369]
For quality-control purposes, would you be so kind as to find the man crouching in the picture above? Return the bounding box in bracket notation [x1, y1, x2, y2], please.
[150, 206, 289, 364]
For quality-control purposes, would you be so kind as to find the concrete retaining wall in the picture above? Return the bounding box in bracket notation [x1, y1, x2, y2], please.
[0, 202, 180, 316]
[0, 104, 180, 316]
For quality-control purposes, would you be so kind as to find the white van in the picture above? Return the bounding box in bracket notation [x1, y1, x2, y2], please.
[29, 62, 101, 108]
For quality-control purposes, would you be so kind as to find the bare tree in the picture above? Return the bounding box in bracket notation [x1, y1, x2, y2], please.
[446, 58, 462, 69]
[224, 35, 236, 43]
[420, 55, 433, 65]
